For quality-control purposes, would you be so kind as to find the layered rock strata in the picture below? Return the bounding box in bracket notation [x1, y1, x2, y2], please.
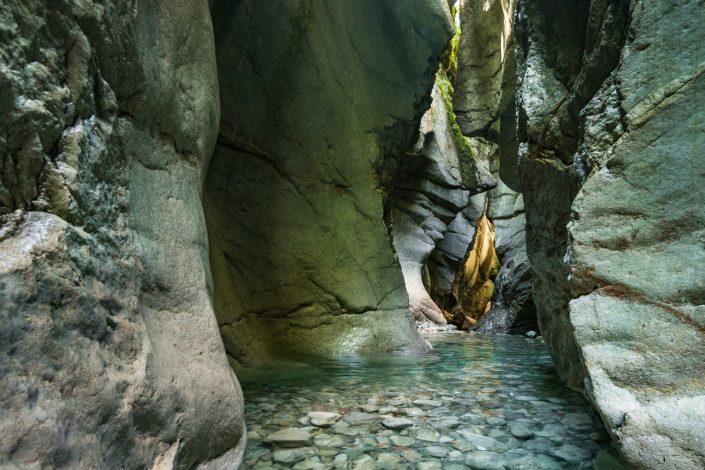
[447, 0, 535, 333]
[391, 83, 495, 325]
[0, 1, 245, 468]
[205, 0, 454, 364]
[516, 0, 705, 467]
[473, 172, 535, 335]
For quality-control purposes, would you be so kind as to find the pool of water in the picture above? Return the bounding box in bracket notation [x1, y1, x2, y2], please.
[238, 333, 613, 469]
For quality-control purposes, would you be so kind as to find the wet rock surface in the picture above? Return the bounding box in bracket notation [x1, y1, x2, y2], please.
[448, 0, 535, 334]
[392, 83, 495, 325]
[0, 1, 245, 467]
[474, 178, 536, 335]
[207, 0, 454, 364]
[239, 335, 612, 469]
[514, 0, 705, 466]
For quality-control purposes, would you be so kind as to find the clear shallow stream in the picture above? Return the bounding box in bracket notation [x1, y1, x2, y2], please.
[238, 333, 613, 469]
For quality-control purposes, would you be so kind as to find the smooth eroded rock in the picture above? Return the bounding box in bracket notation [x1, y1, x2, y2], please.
[264, 428, 314, 448]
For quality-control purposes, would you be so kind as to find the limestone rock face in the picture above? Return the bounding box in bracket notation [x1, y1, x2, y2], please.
[516, 0, 705, 467]
[474, 177, 536, 335]
[0, 1, 245, 468]
[453, 0, 519, 195]
[454, 0, 517, 139]
[392, 83, 495, 324]
[449, 0, 532, 333]
[206, 0, 454, 363]
[515, 0, 629, 389]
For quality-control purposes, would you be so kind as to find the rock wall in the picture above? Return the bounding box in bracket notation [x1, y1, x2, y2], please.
[474, 169, 536, 335]
[454, 0, 517, 140]
[0, 1, 245, 468]
[391, 83, 495, 325]
[205, 0, 454, 364]
[447, 0, 535, 333]
[516, 0, 705, 467]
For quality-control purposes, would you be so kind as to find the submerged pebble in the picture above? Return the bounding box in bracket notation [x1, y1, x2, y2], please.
[239, 334, 613, 469]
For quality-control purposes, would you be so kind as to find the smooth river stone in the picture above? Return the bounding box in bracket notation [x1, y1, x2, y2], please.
[382, 417, 414, 430]
[272, 447, 316, 464]
[505, 453, 563, 470]
[456, 431, 508, 452]
[377, 452, 402, 465]
[416, 461, 443, 470]
[464, 451, 508, 470]
[387, 397, 409, 406]
[550, 444, 593, 463]
[431, 417, 461, 429]
[402, 449, 423, 462]
[391, 435, 416, 447]
[413, 399, 442, 407]
[333, 453, 348, 468]
[333, 424, 368, 437]
[421, 445, 449, 458]
[264, 428, 313, 447]
[352, 454, 375, 470]
[405, 407, 425, 416]
[313, 433, 345, 447]
[509, 424, 534, 440]
[486, 417, 506, 426]
[293, 457, 326, 470]
[416, 428, 440, 443]
[342, 412, 377, 424]
[308, 411, 341, 427]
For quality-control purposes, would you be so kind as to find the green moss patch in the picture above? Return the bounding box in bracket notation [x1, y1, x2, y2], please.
[436, 69, 475, 162]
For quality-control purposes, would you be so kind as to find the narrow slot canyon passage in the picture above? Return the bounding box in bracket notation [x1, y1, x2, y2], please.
[1, 0, 704, 469]
[206, 0, 611, 468]
[214, 1, 611, 468]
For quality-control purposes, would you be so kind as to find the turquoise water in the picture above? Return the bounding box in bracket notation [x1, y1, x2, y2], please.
[238, 334, 613, 469]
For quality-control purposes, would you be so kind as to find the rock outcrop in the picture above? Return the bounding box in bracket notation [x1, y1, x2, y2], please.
[0, 1, 245, 468]
[453, 0, 517, 140]
[451, 210, 500, 328]
[446, 0, 535, 333]
[453, 0, 521, 196]
[205, 0, 454, 364]
[474, 176, 536, 335]
[515, 0, 705, 467]
[391, 83, 495, 325]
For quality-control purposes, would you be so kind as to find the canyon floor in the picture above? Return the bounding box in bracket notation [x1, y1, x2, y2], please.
[239, 331, 614, 469]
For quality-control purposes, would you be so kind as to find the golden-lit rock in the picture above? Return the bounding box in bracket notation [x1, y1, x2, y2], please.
[451, 209, 501, 328]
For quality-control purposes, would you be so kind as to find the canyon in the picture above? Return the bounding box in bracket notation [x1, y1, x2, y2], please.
[0, 0, 703, 468]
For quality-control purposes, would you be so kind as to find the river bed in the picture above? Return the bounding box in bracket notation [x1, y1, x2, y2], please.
[238, 333, 613, 469]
